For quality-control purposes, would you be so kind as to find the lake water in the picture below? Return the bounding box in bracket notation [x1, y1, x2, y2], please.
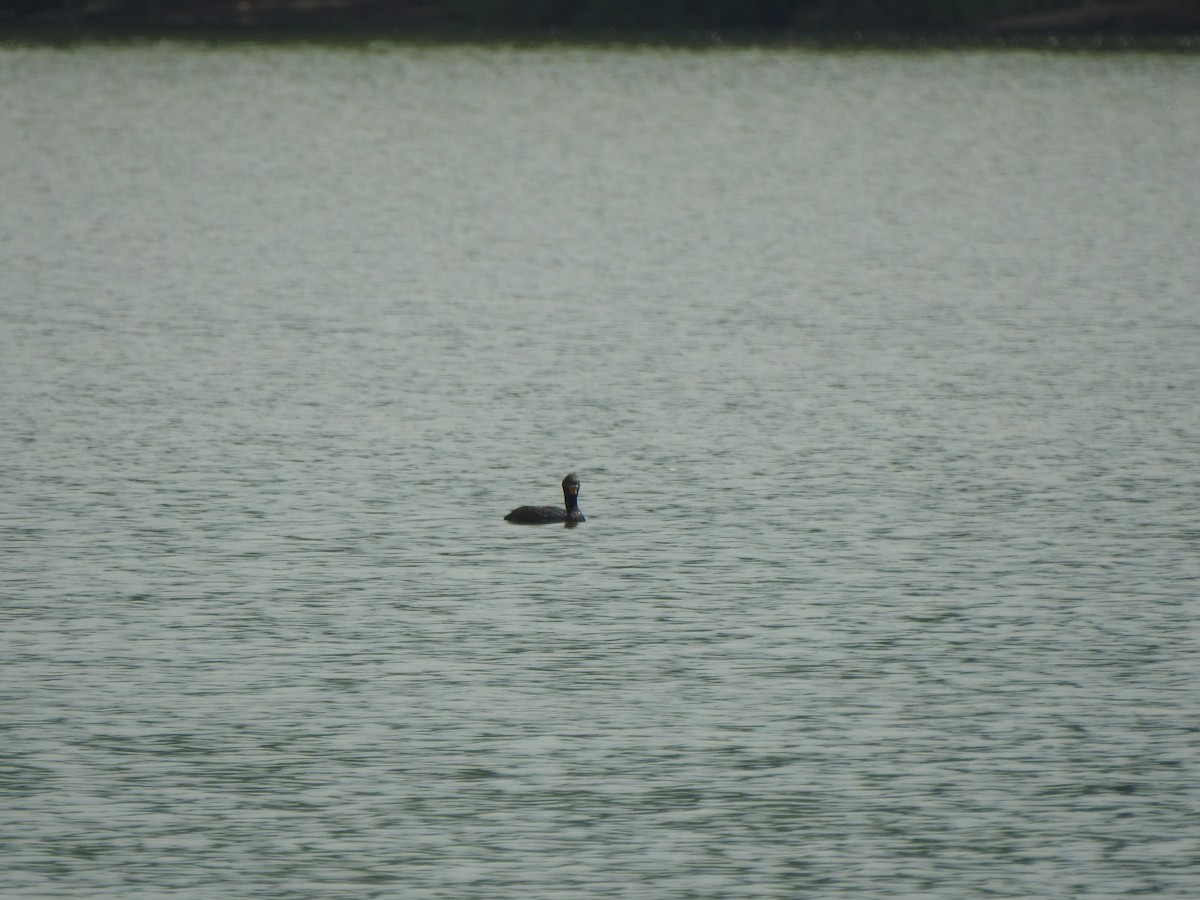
[2, 42, 1198, 898]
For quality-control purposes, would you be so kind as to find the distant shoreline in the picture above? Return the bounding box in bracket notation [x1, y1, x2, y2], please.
[3, 0, 1199, 43]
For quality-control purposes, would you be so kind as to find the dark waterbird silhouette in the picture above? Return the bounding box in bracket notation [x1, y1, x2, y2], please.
[504, 473, 585, 526]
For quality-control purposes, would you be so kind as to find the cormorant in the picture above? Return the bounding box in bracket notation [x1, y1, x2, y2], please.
[505, 473, 585, 526]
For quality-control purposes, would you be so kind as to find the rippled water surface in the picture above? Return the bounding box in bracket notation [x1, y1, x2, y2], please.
[2, 43, 1198, 898]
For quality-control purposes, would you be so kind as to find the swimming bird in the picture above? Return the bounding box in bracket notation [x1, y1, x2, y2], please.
[504, 473, 585, 526]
